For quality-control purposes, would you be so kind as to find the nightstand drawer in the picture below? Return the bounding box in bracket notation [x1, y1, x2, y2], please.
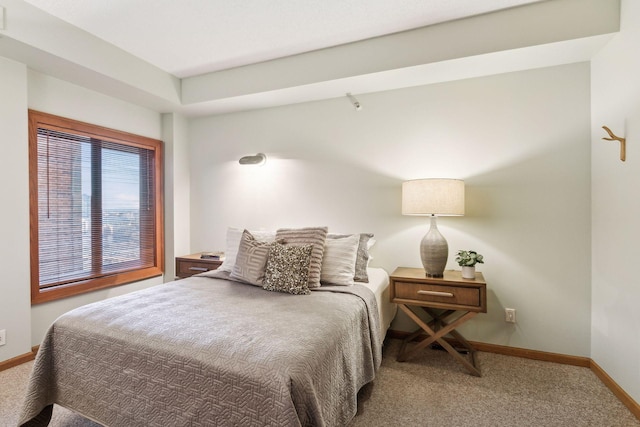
[394, 281, 481, 308]
[175, 254, 222, 279]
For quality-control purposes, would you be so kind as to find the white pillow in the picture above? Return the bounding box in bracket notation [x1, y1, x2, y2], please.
[320, 234, 359, 286]
[218, 227, 276, 272]
[367, 237, 376, 266]
[328, 232, 375, 282]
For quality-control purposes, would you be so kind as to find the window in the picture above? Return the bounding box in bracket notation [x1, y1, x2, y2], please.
[29, 110, 164, 304]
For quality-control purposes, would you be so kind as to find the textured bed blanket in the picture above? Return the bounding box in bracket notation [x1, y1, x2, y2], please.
[19, 276, 381, 426]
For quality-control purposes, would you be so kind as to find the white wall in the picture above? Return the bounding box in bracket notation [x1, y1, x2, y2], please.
[24, 70, 166, 347]
[0, 56, 31, 362]
[591, 0, 640, 404]
[163, 112, 191, 280]
[189, 63, 592, 356]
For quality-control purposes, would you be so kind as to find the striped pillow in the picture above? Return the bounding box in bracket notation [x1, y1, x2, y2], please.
[328, 233, 374, 282]
[321, 234, 359, 286]
[275, 226, 328, 288]
[230, 230, 272, 286]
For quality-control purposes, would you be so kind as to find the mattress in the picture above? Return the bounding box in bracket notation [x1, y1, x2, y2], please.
[362, 267, 397, 343]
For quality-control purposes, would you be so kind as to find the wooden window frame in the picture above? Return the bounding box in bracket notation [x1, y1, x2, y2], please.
[29, 110, 164, 304]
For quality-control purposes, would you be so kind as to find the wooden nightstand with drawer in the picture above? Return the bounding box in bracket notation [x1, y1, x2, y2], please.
[175, 253, 223, 279]
[390, 267, 487, 376]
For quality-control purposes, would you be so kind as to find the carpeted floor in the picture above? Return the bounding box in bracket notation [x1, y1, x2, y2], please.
[2, 339, 638, 426]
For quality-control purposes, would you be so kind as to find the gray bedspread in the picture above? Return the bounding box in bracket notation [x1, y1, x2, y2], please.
[19, 276, 381, 426]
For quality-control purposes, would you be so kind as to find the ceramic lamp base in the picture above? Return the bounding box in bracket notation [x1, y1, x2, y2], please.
[420, 216, 448, 278]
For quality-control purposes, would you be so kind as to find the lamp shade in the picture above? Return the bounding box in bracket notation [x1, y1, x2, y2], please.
[402, 179, 465, 216]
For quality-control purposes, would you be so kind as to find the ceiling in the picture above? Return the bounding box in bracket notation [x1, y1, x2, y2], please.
[22, 0, 541, 79]
[5, 0, 618, 116]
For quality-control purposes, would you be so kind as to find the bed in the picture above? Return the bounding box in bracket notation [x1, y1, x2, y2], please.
[19, 266, 395, 427]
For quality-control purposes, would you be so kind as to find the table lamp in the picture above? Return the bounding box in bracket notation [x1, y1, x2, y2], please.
[402, 179, 465, 277]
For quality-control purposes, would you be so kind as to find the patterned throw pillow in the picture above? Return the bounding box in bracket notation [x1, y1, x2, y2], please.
[218, 227, 276, 273]
[263, 242, 312, 295]
[275, 226, 328, 288]
[230, 230, 272, 286]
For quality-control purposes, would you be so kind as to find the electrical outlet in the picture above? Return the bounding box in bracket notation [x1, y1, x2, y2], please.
[0, 329, 5, 346]
[505, 308, 516, 323]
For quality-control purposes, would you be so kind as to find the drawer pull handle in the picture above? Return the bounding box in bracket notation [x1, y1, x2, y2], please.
[418, 290, 454, 298]
[189, 267, 209, 272]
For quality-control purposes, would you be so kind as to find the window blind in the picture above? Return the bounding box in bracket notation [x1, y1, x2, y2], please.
[29, 110, 163, 303]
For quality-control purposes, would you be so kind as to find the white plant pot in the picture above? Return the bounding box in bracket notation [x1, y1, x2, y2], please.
[461, 266, 476, 279]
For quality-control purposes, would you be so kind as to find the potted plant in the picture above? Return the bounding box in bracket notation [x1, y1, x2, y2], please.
[456, 250, 484, 279]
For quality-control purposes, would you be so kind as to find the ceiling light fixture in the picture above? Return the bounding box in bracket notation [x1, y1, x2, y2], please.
[346, 93, 362, 111]
[239, 153, 267, 165]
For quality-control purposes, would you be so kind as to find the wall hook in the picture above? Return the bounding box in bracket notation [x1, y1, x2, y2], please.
[602, 126, 626, 162]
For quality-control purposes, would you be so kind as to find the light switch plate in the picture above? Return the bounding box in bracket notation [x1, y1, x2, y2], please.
[0, 7, 5, 31]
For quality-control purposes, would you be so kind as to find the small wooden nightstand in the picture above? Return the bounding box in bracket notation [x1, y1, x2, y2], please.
[390, 267, 487, 376]
[175, 253, 223, 279]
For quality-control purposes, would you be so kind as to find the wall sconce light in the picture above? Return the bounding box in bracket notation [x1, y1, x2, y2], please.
[346, 93, 362, 111]
[239, 153, 267, 165]
[402, 179, 465, 277]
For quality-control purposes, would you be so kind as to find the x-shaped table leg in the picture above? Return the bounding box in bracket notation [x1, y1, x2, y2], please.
[397, 304, 481, 376]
